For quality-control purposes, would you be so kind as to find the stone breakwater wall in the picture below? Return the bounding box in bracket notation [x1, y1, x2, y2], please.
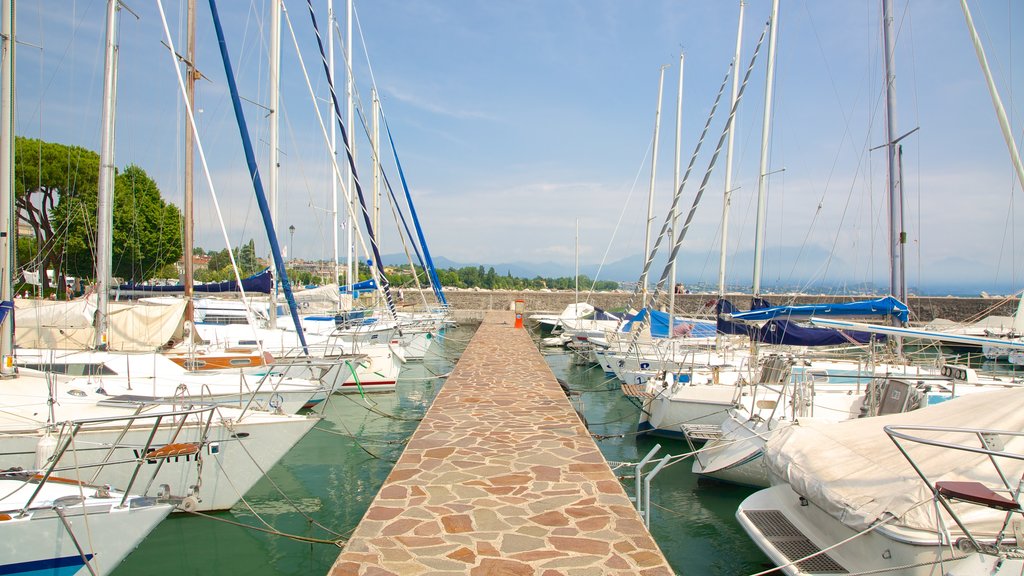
[420, 290, 1017, 324]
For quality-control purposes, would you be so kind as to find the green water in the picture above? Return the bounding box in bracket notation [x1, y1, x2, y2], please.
[114, 324, 770, 575]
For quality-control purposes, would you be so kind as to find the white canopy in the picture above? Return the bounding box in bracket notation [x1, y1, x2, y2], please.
[14, 296, 186, 351]
[764, 386, 1024, 536]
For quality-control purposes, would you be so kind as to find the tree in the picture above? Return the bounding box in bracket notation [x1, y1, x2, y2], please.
[15, 137, 100, 293]
[236, 239, 259, 276]
[17, 139, 183, 288]
[108, 165, 183, 282]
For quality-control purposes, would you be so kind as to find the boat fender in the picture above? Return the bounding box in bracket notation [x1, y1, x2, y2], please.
[35, 433, 57, 471]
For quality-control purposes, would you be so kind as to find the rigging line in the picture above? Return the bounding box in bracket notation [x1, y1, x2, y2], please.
[278, 0, 375, 277]
[180, 508, 346, 546]
[208, 0, 311, 352]
[303, 0, 398, 321]
[351, 7, 448, 307]
[155, 0, 265, 355]
[226, 422, 345, 538]
[613, 58, 734, 334]
[635, 22, 771, 346]
[585, 137, 655, 303]
[339, 391, 423, 422]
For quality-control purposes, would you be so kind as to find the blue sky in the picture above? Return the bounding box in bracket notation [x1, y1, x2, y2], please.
[13, 0, 1024, 293]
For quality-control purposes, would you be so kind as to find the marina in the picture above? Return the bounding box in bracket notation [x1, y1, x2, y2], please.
[107, 317, 776, 575]
[4, 0, 1024, 574]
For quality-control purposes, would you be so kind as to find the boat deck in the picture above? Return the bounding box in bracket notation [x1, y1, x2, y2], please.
[331, 310, 672, 575]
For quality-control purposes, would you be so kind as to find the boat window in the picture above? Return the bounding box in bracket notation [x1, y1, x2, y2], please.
[20, 362, 118, 376]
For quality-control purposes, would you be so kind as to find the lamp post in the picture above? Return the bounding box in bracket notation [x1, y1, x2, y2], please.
[288, 225, 295, 263]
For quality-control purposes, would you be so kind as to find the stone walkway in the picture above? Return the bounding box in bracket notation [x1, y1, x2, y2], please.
[331, 311, 673, 576]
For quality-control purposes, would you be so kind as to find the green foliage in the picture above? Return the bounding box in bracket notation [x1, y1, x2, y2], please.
[196, 240, 264, 283]
[15, 138, 184, 286]
[154, 263, 180, 280]
[110, 165, 183, 282]
[16, 236, 36, 273]
[383, 264, 620, 292]
[15, 137, 100, 292]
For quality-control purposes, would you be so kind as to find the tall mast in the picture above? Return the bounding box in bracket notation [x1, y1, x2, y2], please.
[640, 65, 668, 308]
[752, 0, 779, 295]
[328, 0, 339, 288]
[95, 0, 120, 350]
[717, 0, 745, 299]
[372, 87, 380, 251]
[268, 0, 280, 328]
[345, 0, 354, 291]
[183, 0, 196, 327]
[574, 218, 579, 303]
[1, 0, 15, 373]
[959, 0, 1024, 334]
[669, 52, 684, 325]
[882, 0, 906, 307]
[958, 0, 1024, 201]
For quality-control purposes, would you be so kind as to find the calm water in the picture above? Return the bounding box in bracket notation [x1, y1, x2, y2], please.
[114, 324, 771, 575]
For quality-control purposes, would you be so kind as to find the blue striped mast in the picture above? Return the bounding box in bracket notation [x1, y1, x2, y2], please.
[304, 0, 397, 319]
[207, 0, 308, 351]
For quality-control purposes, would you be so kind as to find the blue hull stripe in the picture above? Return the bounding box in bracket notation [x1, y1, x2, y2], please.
[0, 555, 93, 576]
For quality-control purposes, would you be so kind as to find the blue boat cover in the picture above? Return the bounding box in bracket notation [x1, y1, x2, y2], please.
[339, 278, 378, 294]
[623, 308, 717, 339]
[717, 298, 883, 346]
[0, 300, 11, 326]
[727, 295, 909, 324]
[117, 268, 273, 294]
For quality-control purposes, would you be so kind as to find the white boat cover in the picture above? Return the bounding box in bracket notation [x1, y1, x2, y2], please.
[764, 387, 1024, 536]
[14, 297, 186, 351]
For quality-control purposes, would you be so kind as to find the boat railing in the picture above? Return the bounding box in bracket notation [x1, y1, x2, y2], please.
[884, 424, 1024, 552]
[21, 404, 219, 513]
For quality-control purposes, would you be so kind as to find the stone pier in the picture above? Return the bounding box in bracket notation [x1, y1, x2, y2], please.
[331, 311, 673, 575]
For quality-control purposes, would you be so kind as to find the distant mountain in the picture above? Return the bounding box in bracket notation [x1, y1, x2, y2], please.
[380, 251, 1019, 297]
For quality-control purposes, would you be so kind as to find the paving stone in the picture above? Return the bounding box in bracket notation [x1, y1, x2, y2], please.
[331, 311, 671, 574]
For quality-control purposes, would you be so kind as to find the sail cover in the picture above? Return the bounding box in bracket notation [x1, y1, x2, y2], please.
[717, 298, 883, 346]
[15, 297, 187, 351]
[623, 308, 717, 338]
[339, 278, 378, 294]
[764, 387, 1024, 536]
[117, 268, 273, 294]
[726, 296, 909, 324]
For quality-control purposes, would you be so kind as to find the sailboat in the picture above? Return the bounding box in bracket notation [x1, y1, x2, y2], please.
[0, 4, 171, 574]
[1, 0, 320, 515]
[736, 2, 1024, 572]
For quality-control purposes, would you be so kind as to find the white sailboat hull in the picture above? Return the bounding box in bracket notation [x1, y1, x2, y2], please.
[0, 479, 173, 576]
[738, 484, 1024, 576]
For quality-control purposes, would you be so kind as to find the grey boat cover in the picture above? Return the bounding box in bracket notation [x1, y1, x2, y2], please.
[764, 386, 1024, 536]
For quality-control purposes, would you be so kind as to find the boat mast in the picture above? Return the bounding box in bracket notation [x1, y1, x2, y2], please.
[372, 87, 380, 248]
[268, 0, 280, 328]
[574, 218, 579, 305]
[669, 52, 684, 327]
[345, 0, 355, 293]
[184, 0, 196, 330]
[1, 0, 14, 374]
[640, 65, 668, 308]
[958, 1, 1024, 333]
[328, 0, 339, 290]
[883, 0, 906, 309]
[752, 0, 779, 296]
[717, 0, 745, 301]
[958, 0, 1024, 204]
[95, 0, 120, 350]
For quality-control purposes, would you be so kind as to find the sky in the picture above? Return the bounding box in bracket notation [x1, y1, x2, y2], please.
[11, 0, 1024, 294]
